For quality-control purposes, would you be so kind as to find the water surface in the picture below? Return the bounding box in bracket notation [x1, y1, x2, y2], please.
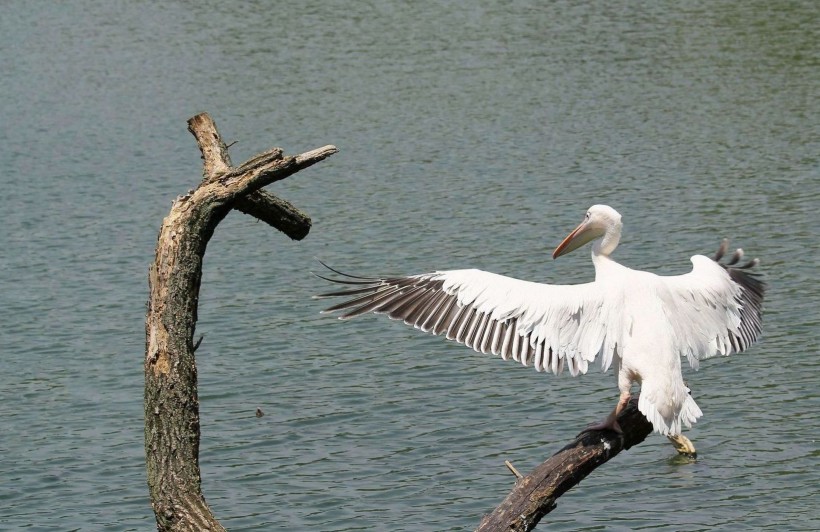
[0, 1, 817, 530]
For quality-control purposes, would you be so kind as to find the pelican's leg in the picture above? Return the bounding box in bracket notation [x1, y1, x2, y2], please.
[582, 390, 632, 434]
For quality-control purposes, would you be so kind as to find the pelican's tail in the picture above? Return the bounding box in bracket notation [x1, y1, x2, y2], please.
[677, 392, 703, 431]
[638, 386, 703, 436]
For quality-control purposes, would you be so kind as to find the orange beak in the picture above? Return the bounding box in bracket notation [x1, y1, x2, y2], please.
[552, 219, 602, 259]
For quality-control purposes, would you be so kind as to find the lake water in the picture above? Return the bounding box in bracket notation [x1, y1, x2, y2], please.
[1, 1, 818, 530]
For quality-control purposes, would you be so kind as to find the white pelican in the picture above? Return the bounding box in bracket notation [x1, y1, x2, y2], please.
[316, 205, 765, 436]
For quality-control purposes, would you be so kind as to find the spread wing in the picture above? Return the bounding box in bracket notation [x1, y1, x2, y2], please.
[658, 240, 766, 369]
[315, 264, 621, 376]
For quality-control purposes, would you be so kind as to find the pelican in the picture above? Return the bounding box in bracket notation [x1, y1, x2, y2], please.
[316, 205, 765, 436]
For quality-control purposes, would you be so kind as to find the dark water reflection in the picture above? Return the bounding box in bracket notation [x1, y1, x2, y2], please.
[0, 1, 817, 530]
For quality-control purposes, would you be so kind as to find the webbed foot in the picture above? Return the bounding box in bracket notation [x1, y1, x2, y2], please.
[578, 415, 622, 436]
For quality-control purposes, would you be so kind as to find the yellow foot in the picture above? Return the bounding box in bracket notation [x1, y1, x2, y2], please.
[667, 433, 697, 458]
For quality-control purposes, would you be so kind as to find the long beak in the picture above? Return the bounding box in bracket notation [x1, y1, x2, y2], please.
[552, 220, 599, 259]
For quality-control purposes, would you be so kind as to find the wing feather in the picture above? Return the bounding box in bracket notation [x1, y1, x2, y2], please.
[412, 291, 445, 330]
[449, 304, 472, 341]
[430, 296, 458, 335]
[659, 241, 765, 369]
[317, 240, 763, 377]
[317, 267, 611, 377]
[500, 319, 515, 360]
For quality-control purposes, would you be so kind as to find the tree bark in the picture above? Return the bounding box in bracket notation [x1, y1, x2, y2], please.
[476, 395, 653, 532]
[144, 113, 336, 531]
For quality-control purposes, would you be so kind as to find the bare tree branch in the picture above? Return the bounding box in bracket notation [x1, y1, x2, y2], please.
[234, 190, 312, 240]
[220, 144, 337, 194]
[187, 112, 233, 180]
[476, 395, 653, 532]
[145, 112, 336, 531]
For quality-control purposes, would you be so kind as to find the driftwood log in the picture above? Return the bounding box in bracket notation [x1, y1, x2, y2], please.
[144, 113, 336, 531]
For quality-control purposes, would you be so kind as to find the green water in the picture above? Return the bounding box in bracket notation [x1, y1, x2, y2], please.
[1, 1, 817, 530]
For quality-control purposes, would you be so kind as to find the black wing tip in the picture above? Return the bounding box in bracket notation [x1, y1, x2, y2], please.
[314, 263, 444, 322]
[711, 240, 766, 350]
[714, 238, 730, 261]
[713, 240, 764, 276]
[711, 237, 766, 294]
[312, 259, 400, 316]
[313, 258, 379, 281]
[728, 266, 766, 299]
[713, 238, 767, 294]
[313, 259, 381, 314]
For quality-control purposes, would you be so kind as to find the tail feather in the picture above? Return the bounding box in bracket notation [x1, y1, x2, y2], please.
[638, 388, 702, 436]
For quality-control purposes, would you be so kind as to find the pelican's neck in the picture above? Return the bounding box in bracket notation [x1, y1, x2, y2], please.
[592, 223, 621, 257]
[590, 223, 622, 274]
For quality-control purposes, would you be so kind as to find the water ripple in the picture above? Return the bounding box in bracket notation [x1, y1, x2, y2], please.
[1, 0, 818, 530]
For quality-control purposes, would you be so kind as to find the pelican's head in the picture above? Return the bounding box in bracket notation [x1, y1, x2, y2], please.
[553, 204, 623, 259]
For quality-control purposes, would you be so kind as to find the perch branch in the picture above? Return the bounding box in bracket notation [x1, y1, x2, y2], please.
[476, 395, 653, 532]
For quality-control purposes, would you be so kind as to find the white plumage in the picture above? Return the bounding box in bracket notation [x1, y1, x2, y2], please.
[316, 205, 765, 436]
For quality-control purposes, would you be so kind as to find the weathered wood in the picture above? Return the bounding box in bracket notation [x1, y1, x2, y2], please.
[144, 113, 336, 531]
[476, 395, 653, 532]
[234, 190, 312, 240]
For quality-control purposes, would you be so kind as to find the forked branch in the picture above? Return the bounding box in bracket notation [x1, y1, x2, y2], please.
[144, 113, 336, 531]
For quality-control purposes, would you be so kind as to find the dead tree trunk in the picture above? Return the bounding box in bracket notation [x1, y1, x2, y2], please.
[476, 395, 653, 532]
[144, 113, 336, 531]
